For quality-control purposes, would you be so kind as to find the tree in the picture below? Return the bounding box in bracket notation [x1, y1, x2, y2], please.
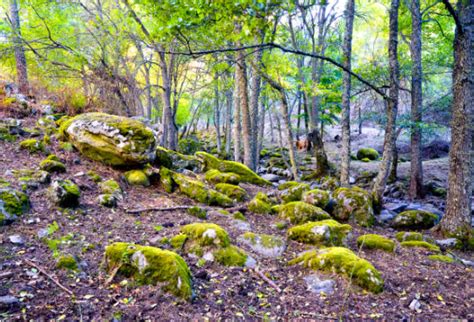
[340, 0, 355, 186]
[9, 0, 29, 93]
[436, 0, 473, 241]
[372, 0, 401, 207]
[408, 0, 424, 199]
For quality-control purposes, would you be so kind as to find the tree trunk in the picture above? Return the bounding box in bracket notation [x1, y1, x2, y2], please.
[437, 0, 473, 240]
[10, 0, 29, 94]
[225, 81, 233, 157]
[408, 0, 424, 199]
[214, 72, 222, 153]
[257, 95, 266, 164]
[233, 69, 242, 162]
[236, 48, 252, 168]
[372, 0, 400, 208]
[340, 0, 355, 186]
[249, 49, 263, 170]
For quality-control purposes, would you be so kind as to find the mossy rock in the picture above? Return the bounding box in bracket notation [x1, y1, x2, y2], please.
[395, 231, 423, 242]
[277, 181, 299, 190]
[278, 201, 331, 225]
[56, 255, 78, 271]
[0, 188, 30, 225]
[356, 148, 379, 161]
[290, 247, 384, 293]
[238, 232, 286, 258]
[233, 211, 246, 221]
[11, 169, 50, 190]
[39, 157, 66, 173]
[19, 139, 44, 154]
[391, 210, 438, 230]
[187, 206, 207, 219]
[59, 142, 74, 152]
[287, 219, 352, 246]
[247, 197, 272, 214]
[178, 137, 203, 155]
[172, 172, 233, 207]
[105, 242, 193, 300]
[180, 223, 230, 249]
[319, 176, 340, 191]
[204, 169, 240, 185]
[59, 112, 156, 167]
[156, 146, 200, 172]
[36, 116, 57, 134]
[213, 245, 248, 267]
[428, 254, 454, 263]
[280, 182, 310, 203]
[332, 186, 375, 227]
[361, 158, 371, 163]
[99, 179, 121, 195]
[215, 183, 247, 202]
[357, 234, 395, 252]
[195, 151, 270, 186]
[302, 189, 330, 209]
[159, 167, 175, 193]
[400, 240, 440, 252]
[86, 170, 102, 183]
[124, 170, 150, 187]
[48, 179, 80, 208]
[98, 194, 118, 207]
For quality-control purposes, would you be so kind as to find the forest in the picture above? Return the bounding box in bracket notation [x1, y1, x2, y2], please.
[0, 0, 472, 319]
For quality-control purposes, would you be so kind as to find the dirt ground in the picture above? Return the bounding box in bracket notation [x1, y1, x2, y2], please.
[1, 119, 473, 320]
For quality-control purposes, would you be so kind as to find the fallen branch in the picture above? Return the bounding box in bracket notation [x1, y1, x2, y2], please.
[253, 268, 282, 293]
[24, 259, 74, 297]
[104, 264, 122, 286]
[0, 271, 13, 279]
[125, 205, 248, 214]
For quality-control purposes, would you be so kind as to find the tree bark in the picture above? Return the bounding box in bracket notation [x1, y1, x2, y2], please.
[408, 0, 424, 199]
[9, 0, 29, 94]
[214, 72, 222, 153]
[249, 49, 263, 170]
[437, 0, 473, 240]
[372, 0, 400, 208]
[340, 0, 355, 186]
[225, 77, 233, 157]
[233, 68, 242, 162]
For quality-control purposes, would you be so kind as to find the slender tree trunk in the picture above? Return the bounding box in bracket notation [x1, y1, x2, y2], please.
[249, 49, 263, 170]
[9, 0, 29, 94]
[257, 95, 266, 164]
[225, 82, 233, 157]
[236, 48, 252, 168]
[269, 102, 275, 144]
[372, 0, 400, 208]
[408, 0, 424, 199]
[233, 69, 242, 162]
[437, 0, 473, 240]
[340, 0, 355, 186]
[214, 72, 222, 153]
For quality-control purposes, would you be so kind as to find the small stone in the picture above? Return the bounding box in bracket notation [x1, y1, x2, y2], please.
[435, 238, 460, 248]
[244, 255, 257, 268]
[8, 234, 24, 245]
[409, 299, 421, 311]
[261, 173, 281, 182]
[304, 274, 335, 295]
[37, 228, 49, 239]
[0, 295, 20, 310]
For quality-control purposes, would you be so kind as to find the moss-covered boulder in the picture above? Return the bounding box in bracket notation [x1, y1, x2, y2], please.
[159, 167, 175, 193]
[174, 223, 249, 267]
[19, 139, 44, 154]
[395, 231, 423, 242]
[391, 210, 438, 230]
[195, 151, 270, 186]
[280, 182, 310, 203]
[215, 183, 247, 202]
[56, 255, 78, 271]
[247, 194, 272, 214]
[319, 176, 340, 191]
[287, 219, 352, 246]
[332, 187, 375, 227]
[186, 206, 207, 219]
[178, 137, 203, 155]
[238, 232, 286, 258]
[400, 240, 440, 252]
[98, 179, 122, 207]
[155, 146, 200, 172]
[124, 170, 150, 187]
[39, 155, 66, 173]
[0, 188, 30, 225]
[428, 254, 454, 263]
[205, 169, 240, 185]
[277, 181, 299, 190]
[105, 242, 192, 300]
[48, 179, 80, 207]
[290, 247, 384, 293]
[172, 172, 233, 207]
[279, 201, 331, 225]
[356, 148, 379, 161]
[10, 169, 50, 190]
[357, 234, 395, 252]
[59, 112, 156, 166]
[302, 189, 330, 209]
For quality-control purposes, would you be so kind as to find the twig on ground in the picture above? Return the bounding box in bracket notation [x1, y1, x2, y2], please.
[24, 259, 74, 297]
[0, 271, 13, 279]
[125, 205, 247, 214]
[253, 267, 282, 293]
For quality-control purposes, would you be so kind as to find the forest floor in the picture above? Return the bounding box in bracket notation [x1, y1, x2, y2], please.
[0, 116, 473, 320]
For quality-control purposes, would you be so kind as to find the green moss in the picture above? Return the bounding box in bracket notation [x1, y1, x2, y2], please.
[357, 234, 395, 252]
[56, 255, 78, 271]
[332, 186, 375, 227]
[218, 209, 230, 216]
[356, 148, 379, 161]
[180, 223, 230, 248]
[400, 240, 440, 252]
[233, 211, 246, 221]
[275, 221, 287, 230]
[105, 242, 193, 300]
[195, 151, 271, 186]
[278, 201, 331, 225]
[288, 220, 352, 246]
[215, 183, 247, 202]
[86, 170, 102, 182]
[302, 189, 330, 208]
[178, 138, 203, 155]
[172, 172, 233, 207]
[187, 206, 207, 219]
[428, 254, 454, 263]
[395, 231, 423, 242]
[278, 181, 299, 190]
[159, 167, 175, 193]
[40, 159, 66, 173]
[391, 210, 438, 230]
[0, 188, 30, 225]
[19, 139, 44, 153]
[59, 142, 74, 152]
[99, 179, 121, 195]
[205, 169, 240, 185]
[155, 146, 200, 171]
[361, 157, 371, 162]
[49, 179, 80, 208]
[280, 182, 310, 203]
[170, 234, 188, 249]
[124, 170, 150, 187]
[213, 245, 248, 267]
[98, 194, 117, 207]
[290, 247, 384, 293]
[319, 176, 340, 191]
[248, 197, 272, 214]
